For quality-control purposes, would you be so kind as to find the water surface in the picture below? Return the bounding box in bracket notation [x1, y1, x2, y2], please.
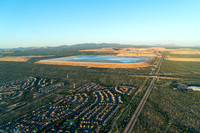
[42, 56, 151, 64]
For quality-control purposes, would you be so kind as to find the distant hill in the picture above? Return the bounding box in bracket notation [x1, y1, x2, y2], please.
[2, 43, 192, 56]
[13, 43, 130, 50]
[0, 43, 137, 56]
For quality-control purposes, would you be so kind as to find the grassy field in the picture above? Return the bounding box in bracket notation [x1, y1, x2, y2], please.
[159, 53, 200, 79]
[167, 54, 200, 58]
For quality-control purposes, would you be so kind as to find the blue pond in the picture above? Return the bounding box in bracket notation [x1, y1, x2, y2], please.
[43, 56, 150, 64]
[72, 56, 145, 63]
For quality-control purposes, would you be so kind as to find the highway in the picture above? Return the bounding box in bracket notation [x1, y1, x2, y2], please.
[123, 53, 165, 133]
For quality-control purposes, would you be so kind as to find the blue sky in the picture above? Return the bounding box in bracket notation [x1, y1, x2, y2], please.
[0, 0, 200, 48]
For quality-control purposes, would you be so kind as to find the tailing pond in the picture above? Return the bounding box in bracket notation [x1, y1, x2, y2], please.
[42, 56, 152, 63]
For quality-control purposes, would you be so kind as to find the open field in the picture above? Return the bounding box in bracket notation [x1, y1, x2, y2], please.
[160, 53, 200, 78]
[166, 57, 200, 62]
[169, 49, 200, 54]
[35, 61, 150, 68]
[165, 53, 200, 62]
[167, 54, 200, 58]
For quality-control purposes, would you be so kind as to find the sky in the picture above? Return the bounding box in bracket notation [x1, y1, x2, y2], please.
[0, 0, 200, 48]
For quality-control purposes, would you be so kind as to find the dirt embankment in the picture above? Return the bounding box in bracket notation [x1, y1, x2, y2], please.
[35, 61, 150, 69]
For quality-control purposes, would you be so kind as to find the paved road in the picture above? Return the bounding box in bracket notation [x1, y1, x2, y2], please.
[123, 54, 165, 133]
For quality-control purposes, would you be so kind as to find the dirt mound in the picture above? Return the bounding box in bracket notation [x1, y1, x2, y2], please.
[35, 61, 150, 69]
